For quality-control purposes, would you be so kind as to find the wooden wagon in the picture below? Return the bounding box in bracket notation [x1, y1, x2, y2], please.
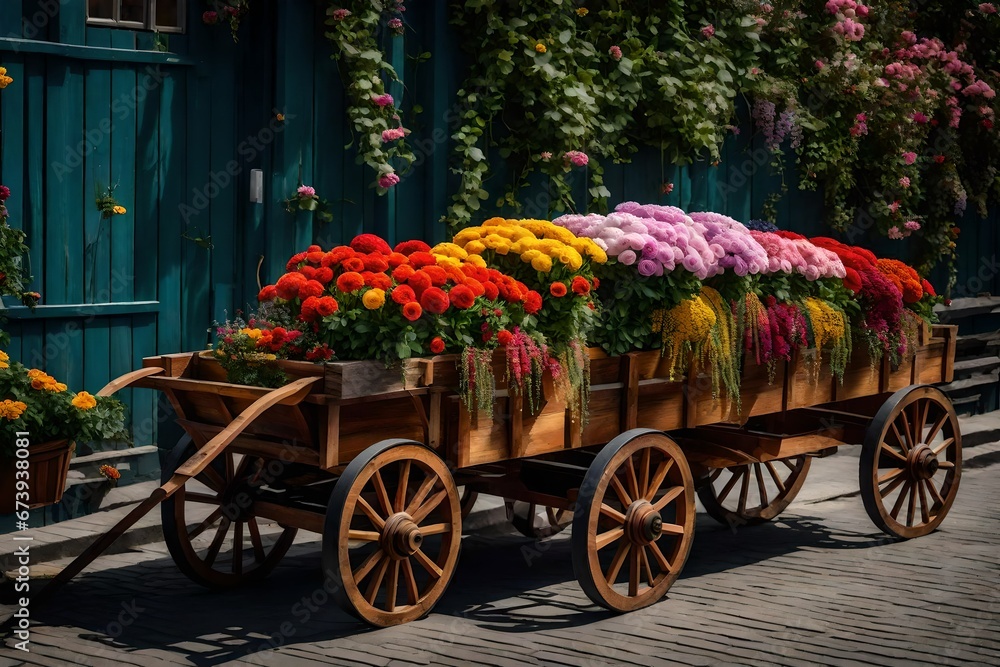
[44, 324, 961, 627]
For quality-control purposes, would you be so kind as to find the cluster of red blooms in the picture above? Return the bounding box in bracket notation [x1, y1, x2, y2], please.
[765, 296, 809, 361]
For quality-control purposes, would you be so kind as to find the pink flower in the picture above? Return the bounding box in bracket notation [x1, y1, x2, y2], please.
[381, 127, 406, 142]
[911, 111, 928, 124]
[888, 201, 900, 213]
[297, 185, 317, 199]
[388, 18, 403, 33]
[888, 226, 904, 239]
[904, 220, 921, 231]
[564, 150, 589, 167]
[332, 8, 351, 20]
[202, 10, 218, 24]
[900, 30, 917, 45]
[902, 151, 917, 165]
[701, 24, 715, 39]
[899, 176, 910, 188]
[980, 3, 997, 14]
[609, 45, 622, 61]
[378, 173, 400, 189]
[539, 152, 552, 160]
[661, 182, 674, 195]
[0, 185, 10, 201]
[815, 60, 825, 70]
[372, 94, 394, 107]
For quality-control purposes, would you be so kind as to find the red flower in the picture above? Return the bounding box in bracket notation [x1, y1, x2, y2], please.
[276, 272, 307, 300]
[394, 240, 431, 256]
[300, 296, 322, 321]
[305, 344, 334, 361]
[524, 290, 542, 314]
[364, 272, 392, 290]
[350, 233, 392, 255]
[420, 287, 450, 314]
[315, 267, 334, 284]
[921, 279, 936, 298]
[258, 285, 278, 302]
[408, 270, 433, 292]
[843, 267, 863, 294]
[464, 278, 485, 297]
[285, 252, 307, 271]
[306, 251, 324, 265]
[299, 266, 317, 280]
[402, 301, 423, 321]
[298, 280, 325, 300]
[392, 264, 416, 282]
[362, 253, 390, 273]
[391, 285, 417, 304]
[422, 265, 448, 287]
[934, 155, 946, 164]
[549, 282, 568, 298]
[408, 251, 437, 268]
[316, 296, 338, 316]
[571, 276, 591, 296]
[324, 246, 354, 267]
[449, 284, 476, 309]
[592, 277, 600, 290]
[307, 245, 322, 253]
[984, 119, 994, 129]
[342, 257, 365, 273]
[430, 337, 445, 354]
[497, 330, 513, 346]
[336, 272, 365, 293]
[387, 252, 409, 268]
[482, 281, 500, 301]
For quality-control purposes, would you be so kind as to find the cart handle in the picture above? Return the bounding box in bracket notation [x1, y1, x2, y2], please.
[96, 366, 165, 397]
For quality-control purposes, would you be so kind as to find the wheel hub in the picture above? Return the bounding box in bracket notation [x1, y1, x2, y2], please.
[624, 500, 662, 545]
[908, 445, 939, 480]
[382, 512, 423, 560]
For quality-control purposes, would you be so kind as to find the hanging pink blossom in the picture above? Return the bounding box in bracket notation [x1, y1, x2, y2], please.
[381, 127, 406, 142]
[378, 172, 400, 189]
[372, 93, 394, 107]
[902, 151, 917, 165]
[888, 226, 904, 239]
[899, 176, 911, 188]
[904, 220, 921, 231]
[297, 185, 317, 198]
[564, 150, 589, 167]
[609, 46, 622, 61]
[332, 8, 351, 21]
[701, 24, 715, 39]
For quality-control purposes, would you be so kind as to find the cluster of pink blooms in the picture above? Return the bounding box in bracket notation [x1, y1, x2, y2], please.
[296, 185, 317, 199]
[687, 212, 770, 277]
[381, 127, 406, 143]
[609, 46, 622, 61]
[564, 151, 589, 167]
[372, 94, 394, 108]
[377, 172, 400, 189]
[331, 8, 351, 21]
[826, 0, 868, 42]
[748, 231, 846, 281]
[850, 112, 868, 137]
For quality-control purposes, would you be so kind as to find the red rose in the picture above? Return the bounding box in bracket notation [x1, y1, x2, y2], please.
[449, 284, 476, 309]
[921, 279, 936, 298]
[430, 337, 445, 354]
[482, 281, 500, 301]
[524, 290, 542, 314]
[571, 276, 591, 295]
[258, 285, 278, 302]
[391, 285, 416, 304]
[408, 251, 437, 268]
[497, 330, 513, 346]
[285, 252, 307, 271]
[362, 253, 390, 273]
[276, 272, 308, 300]
[316, 296, 339, 316]
[342, 257, 365, 273]
[300, 296, 321, 322]
[394, 240, 432, 256]
[549, 282, 568, 298]
[315, 267, 334, 284]
[349, 233, 392, 255]
[336, 271, 365, 293]
[392, 264, 416, 282]
[420, 286, 450, 314]
[298, 280, 325, 300]
[408, 270, 433, 292]
[402, 301, 423, 321]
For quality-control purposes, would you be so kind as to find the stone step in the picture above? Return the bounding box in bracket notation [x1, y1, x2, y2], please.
[952, 355, 1000, 377]
[936, 296, 1000, 322]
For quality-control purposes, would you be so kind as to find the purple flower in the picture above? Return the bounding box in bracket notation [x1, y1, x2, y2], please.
[637, 259, 659, 277]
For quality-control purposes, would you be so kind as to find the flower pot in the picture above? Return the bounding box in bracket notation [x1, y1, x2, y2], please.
[0, 439, 75, 515]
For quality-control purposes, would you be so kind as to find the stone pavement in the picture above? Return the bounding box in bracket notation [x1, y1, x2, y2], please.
[2, 452, 999, 666]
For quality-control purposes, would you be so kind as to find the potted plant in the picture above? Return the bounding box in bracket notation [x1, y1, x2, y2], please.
[0, 351, 130, 514]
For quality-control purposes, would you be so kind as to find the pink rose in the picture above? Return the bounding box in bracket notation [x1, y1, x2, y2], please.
[378, 173, 401, 189]
[899, 176, 910, 188]
[902, 151, 917, 165]
[332, 8, 351, 20]
[372, 94, 394, 107]
[609, 46, 622, 61]
[297, 185, 317, 198]
[701, 24, 715, 39]
[904, 220, 921, 231]
[564, 150, 589, 167]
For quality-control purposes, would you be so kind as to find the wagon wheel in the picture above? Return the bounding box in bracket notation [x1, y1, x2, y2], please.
[161, 437, 298, 589]
[860, 385, 961, 539]
[507, 500, 573, 539]
[572, 429, 695, 612]
[698, 456, 811, 527]
[324, 439, 462, 627]
[459, 487, 478, 519]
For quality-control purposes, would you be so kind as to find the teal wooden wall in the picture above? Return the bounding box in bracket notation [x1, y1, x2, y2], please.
[0, 0, 995, 449]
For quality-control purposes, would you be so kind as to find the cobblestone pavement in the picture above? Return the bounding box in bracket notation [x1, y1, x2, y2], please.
[2, 459, 998, 667]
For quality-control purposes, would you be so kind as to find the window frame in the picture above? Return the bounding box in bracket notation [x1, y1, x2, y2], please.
[86, 0, 186, 34]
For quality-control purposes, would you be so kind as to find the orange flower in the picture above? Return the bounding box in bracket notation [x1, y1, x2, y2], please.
[420, 287, 450, 315]
[571, 276, 591, 295]
[276, 272, 307, 300]
[497, 330, 513, 346]
[362, 288, 386, 310]
[99, 464, 121, 481]
[402, 301, 423, 321]
[72, 391, 98, 410]
[298, 279, 325, 300]
[258, 285, 278, 301]
[342, 257, 365, 273]
[392, 264, 416, 282]
[549, 282, 568, 298]
[336, 271, 365, 293]
[448, 284, 476, 309]
[316, 296, 339, 316]
[430, 337, 445, 354]
[391, 285, 416, 304]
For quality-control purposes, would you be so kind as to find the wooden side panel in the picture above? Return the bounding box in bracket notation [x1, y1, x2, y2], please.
[336, 397, 430, 464]
[786, 350, 836, 410]
[737, 359, 785, 420]
[884, 353, 916, 393]
[635, 381, 685, 432]
[834, 347, 881, 402]
[916, 341, 948, 384]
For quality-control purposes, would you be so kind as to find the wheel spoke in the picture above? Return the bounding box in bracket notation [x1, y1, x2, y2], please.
[906, 485, 917, 527]
[764, 461, 786, 493]
[877, 467, 906, 485]
[899, 412, 915, 453]
[639, 546, 655, 588]
[932, 437, 955, 456]
[937, 461, 955, 469]
[419, 522, 450, 536]
[609, 475, 632, 507]
[878, 442, 908, 464]
[365, 556, 390, 604]
[232, 521, 243, 575]
[595, 526, 624, 550]
[916, 479, 930, 524]
[639, 448, 651, 499]
[410, 488, 447, 524]
[879, 474, 907, 499]
[628, 548, 639, 597]
[625, 456, 641, 503]
[715, 468, 744, 504]
[525, 503, 538, 533]
[911, 402, 927, 446]
[890, 422, 910, 454]
[924, 477, 945, 508]
[401, 558, 420, 606]
[780, 458, 797, 472]
[188, 508, 224, 540]
[353, 548, 385, 583]
[404, 474, 438, 517]
[644, 459, 674, 501]
[605, 540, 630, 585]
[737, 469, 750, 515]
[653, 485, 684, 512]
[356, 496, 386, 531]
[183, 492, 220, 504]
[754, 463, 768, 509]
[395, 460, 411, 513]
[647, 540, 675, 575]
[411, 547, 443, 579]
[204, 518, 231, 567]
[889, 482, 911, 520]
[247, 517, 266, 563]
[659, 522, 685, 536]
[924, 413, 949, 446]
[224, 451, 234, 483]
[371, 470, 394, 517]
[708, 467, 723, 482]
[199, 466, 226, 493]
[385, 561, 399, 612]
[348, 529, 381, 543]
[600, 503, 627, 524]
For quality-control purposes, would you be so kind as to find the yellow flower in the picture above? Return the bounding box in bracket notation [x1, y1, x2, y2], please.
[431, 242, 468, 260]
[433, 255, 461, 269]
[0, 66, 11, 89]
[464, 255, 486, 268]
[453, 229, 482, 246]
[0, 399, 27, 420]
[577, 7, 589, 16]
[520, 249, 543, 263]
[45, 382, 67, 393]
[72, 391, 97, 410]
[0, 350, 8, 369]
[482, 234, 512, 254]
[240, 327, 264, 340]
[535, 43, 547, 53]
[530, 254, 553, 272]
[362, 288, 386, 310]
[112, 205, 127, 215]
[27, 368, 47, 380]
[464, 240, 487, 255]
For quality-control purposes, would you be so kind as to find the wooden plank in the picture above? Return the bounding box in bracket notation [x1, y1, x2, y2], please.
[109, 33, 137, 307]
[253, 501, 325, 534]
[182, 69, 212, 352]
[324, 358, 423, 398]
[0, 38, 195, 65]
[620, 352, 639, 431]
[24, 56, 44, 296]
[322, 404, 340, 470]
[207, 43, 237, 322]
[157, 69, 183, 353]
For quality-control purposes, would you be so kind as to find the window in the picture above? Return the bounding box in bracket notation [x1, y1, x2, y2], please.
[87, 0, 184, 32]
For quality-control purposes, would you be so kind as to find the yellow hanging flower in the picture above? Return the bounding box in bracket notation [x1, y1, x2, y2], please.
[0, 66, 12, 89]
[0, 399, 27, 420]
[0, 350, 8, 369]
[72, 391, 98, 410]
[362, 288, 386, 310]
[112, 205, 127, 215]
[577, 7, 589, 16]
[535, 43, 547, 53]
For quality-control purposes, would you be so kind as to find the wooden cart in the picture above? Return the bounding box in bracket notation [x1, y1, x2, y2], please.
[43, 324, 960, 627]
